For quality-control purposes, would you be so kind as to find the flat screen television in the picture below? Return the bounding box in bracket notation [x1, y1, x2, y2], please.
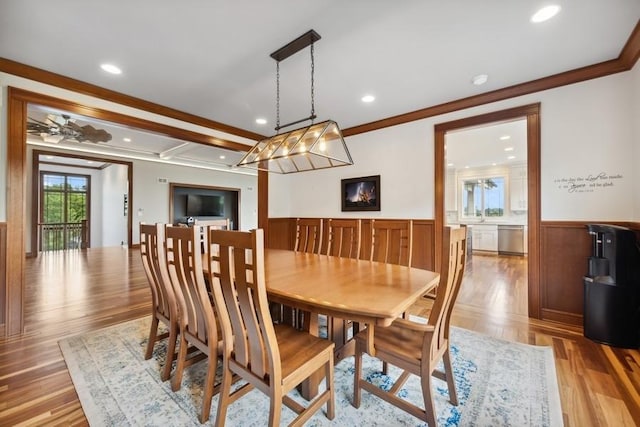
[186, 194, 224, 216]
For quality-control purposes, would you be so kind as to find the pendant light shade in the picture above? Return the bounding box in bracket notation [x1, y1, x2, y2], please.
[237, 30, 353, 173]
[237, 120, 352, 173]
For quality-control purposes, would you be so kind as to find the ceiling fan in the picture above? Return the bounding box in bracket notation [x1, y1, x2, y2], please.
[27, 114, 113, 144]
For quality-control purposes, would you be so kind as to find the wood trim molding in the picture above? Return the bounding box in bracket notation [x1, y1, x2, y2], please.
[434, 103, 541, 319]
[7, 87, 253, 153]
[0, 57, 265, 143]
[0, 222, 6, 328]
[6, 88, 27, 336]
[32, 149, 134, 254]
[343, 21, 640, 137]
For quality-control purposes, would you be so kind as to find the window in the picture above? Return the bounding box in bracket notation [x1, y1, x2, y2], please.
[40, 172, 90, 250]
[461, 177, 505, 220]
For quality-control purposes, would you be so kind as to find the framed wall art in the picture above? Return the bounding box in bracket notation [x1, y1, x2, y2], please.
[341, 175, 380, 211]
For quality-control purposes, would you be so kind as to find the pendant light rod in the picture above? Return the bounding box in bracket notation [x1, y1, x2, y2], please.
[270, 30, 321, 62]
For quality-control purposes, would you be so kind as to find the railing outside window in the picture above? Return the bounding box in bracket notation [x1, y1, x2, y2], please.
[39, 220, 88, 251]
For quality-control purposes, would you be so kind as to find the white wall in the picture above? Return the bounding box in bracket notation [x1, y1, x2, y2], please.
[101, 164, 128, 247]
[132, 160, 257, 243]
[270, 69, 639, 222]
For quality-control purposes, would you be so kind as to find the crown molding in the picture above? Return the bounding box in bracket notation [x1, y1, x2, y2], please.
[343, 20, 640, 137]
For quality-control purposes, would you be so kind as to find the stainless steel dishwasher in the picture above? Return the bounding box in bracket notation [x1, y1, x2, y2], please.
[498, 225, 524, 255]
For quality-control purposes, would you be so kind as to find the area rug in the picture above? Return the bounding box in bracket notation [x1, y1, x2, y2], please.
[59, 316, 563, 426]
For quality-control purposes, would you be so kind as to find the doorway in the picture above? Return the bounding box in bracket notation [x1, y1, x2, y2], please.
[31, 149, 133, 257]
[434, 103, 541, 319]
[444, 119, 528, 316]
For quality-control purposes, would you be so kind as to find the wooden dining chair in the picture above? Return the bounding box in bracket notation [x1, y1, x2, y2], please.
[294, 218, 323, 254]
[194, 218, 230, 251]
[205, 228, 335, 427]
[164, 225, 221, 423]
[326, 218, 361, 259]
[324, 218, 361, 350]
[370, 219, 412, 266]
[353, 225, 467, 427]
[139, 222, 180, 382]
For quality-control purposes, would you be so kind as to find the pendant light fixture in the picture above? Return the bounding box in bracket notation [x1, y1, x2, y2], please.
[237, 30, 353, 173]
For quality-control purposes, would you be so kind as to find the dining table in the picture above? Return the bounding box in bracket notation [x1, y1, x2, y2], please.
[261, 248, 440, 399]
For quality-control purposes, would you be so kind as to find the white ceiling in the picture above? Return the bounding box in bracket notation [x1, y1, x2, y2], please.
[2, 1, 639, 166]
[446, 119, 527, 170]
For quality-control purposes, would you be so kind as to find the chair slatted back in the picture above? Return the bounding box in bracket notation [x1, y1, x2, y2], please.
[195, 218, 230, 251]
[207, 228, 278, 380]
[165, 225, 216, 344]
[326, 218, 361, 259]
[371, 219, 412, 266]
[426, 226, 467, 359]
[294, 218, 323, 254]
[140, 223, 174, 321]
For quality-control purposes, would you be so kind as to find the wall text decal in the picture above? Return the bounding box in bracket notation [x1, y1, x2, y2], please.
[553, 172, 623, 194]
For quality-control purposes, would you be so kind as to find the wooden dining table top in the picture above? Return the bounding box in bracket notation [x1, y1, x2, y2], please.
[262, 249, 440, 327]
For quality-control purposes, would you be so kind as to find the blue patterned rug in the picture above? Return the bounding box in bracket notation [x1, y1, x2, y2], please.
[59, 316, 563, 426]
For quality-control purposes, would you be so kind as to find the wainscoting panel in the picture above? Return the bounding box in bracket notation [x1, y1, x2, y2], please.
[0, 222, 6, 334]
[266, 217, 436, 269]
[539, 221, 640, 326]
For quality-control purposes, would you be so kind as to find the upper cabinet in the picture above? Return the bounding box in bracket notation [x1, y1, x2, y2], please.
[510, 165, 527, 211]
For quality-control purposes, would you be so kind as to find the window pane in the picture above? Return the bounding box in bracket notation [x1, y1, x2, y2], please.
[43, 174, 65, 190]
[43, 192, 64, 223]
[462, 180, 482, 218]
[484, 177, 504, 217]
[67, 176, 88, 191]
[67, 193, 87, 222]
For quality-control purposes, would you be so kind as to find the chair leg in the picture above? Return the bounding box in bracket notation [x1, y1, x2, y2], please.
[421, 371, 438, 427]
[199, 355, 217, 424]
[161, 324, 178, 381]
[171, 335, 188, 392]
[268, 394, 282, 427]
[214, 360, 233, 427]
[443, 346, 458, 405]
[145, 316, 159, 359]
[326, 355, 335, 420]
[353, 345, 362, 408]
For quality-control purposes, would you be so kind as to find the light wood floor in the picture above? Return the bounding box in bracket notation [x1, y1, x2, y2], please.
[0, 248, 638, 426]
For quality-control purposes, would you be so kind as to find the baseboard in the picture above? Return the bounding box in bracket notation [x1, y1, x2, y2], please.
[541, 308, 583, 327]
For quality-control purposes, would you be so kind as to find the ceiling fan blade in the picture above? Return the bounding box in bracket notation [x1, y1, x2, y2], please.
[77, 125, 113, 143]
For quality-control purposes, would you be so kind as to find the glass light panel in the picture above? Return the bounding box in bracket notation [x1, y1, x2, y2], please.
[236, 120, 353, 173]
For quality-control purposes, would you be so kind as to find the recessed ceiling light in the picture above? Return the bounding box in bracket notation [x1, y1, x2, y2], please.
[531, 5, 560, 23]
[471, 74, 488, 85]
[361, 95, 375, 103]
[492, 163, 497, 166]
[464, 165, 470, 169]
[123, 137, 131, 142]
[87, 160, 94, 164]
[508, 155, 516, 160]
[100, 63, 122, 75]
[447, 163, 454, 167]
[504, 147, 514, 152]
[499, 135, 511, 140]
[219, 155, 226, 160]
[255, 118, 267, 125]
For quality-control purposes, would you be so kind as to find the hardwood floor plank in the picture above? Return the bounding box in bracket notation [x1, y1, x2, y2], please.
[0, 247, 638, 426]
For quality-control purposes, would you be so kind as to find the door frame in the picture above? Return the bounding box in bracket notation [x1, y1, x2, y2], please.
[434, 103, 541, 318]
[33, 150, 134, 255]
[4, 87, 252, 336]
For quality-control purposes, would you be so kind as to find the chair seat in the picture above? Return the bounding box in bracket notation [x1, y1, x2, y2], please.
[355, 323, 425, 366]
[275, 324, 335, 380]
